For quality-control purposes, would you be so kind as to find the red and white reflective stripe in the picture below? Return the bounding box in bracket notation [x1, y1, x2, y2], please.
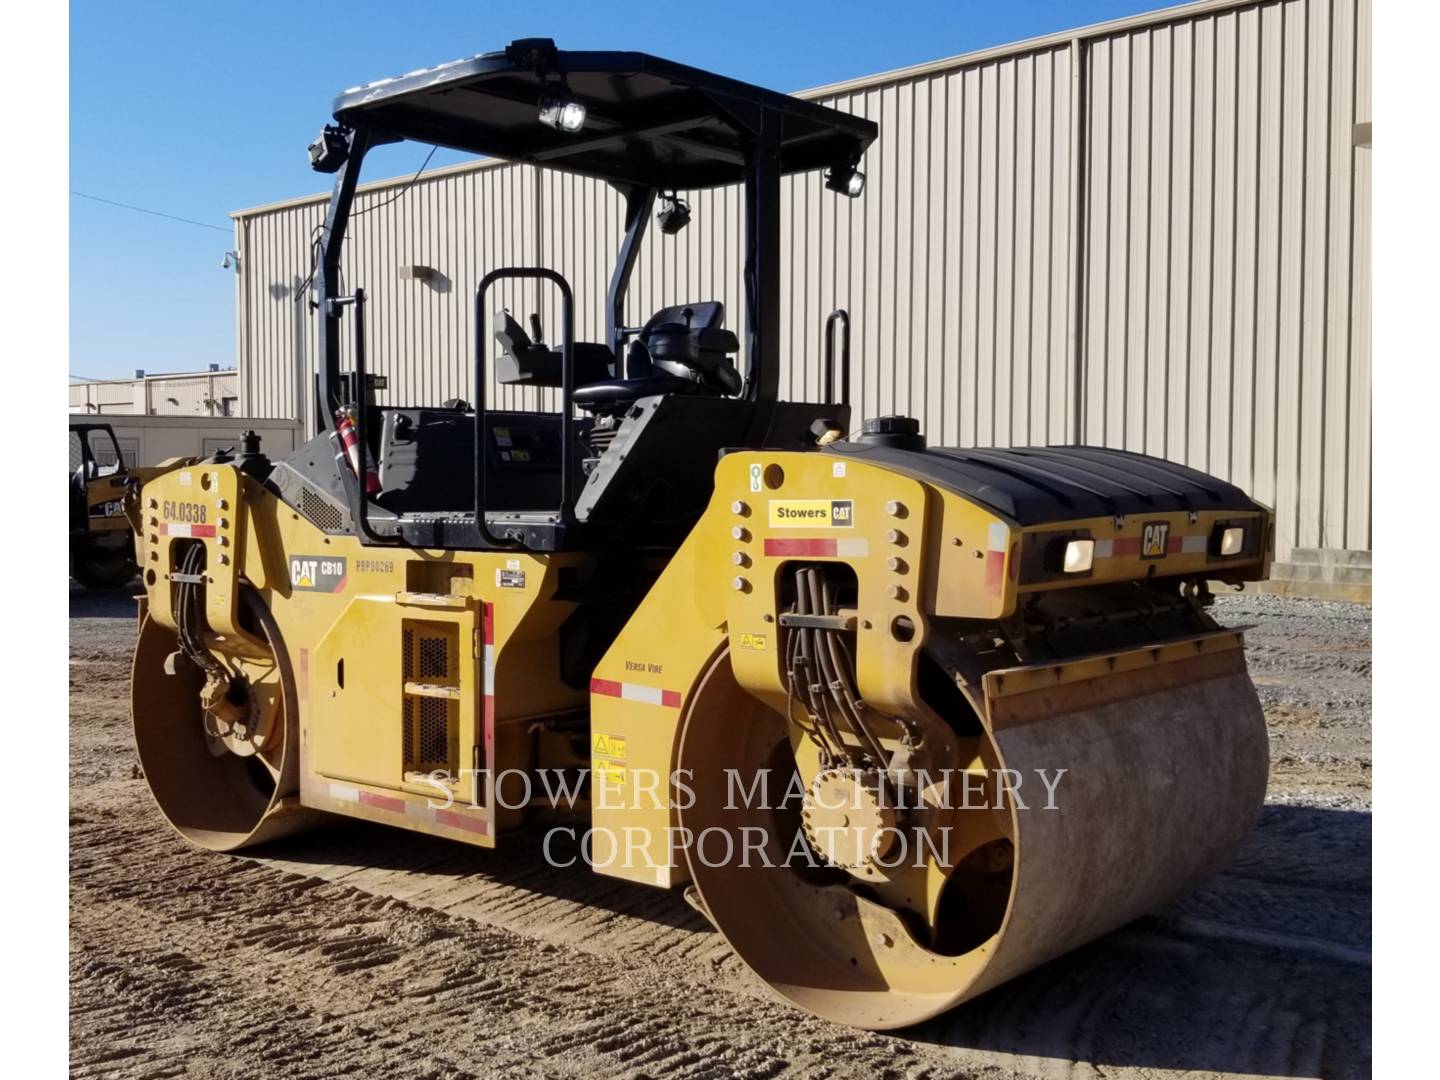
[591, 677, 682, 709]
[326, 781, 489, 835]
[985, 523, 1009, 593]
[436, 808, 490, 834]
[158, 522, 216, 538]
[1094, 534, 1207, 559]
[482, 602, 495, 765]
[762, 537, 869, 558]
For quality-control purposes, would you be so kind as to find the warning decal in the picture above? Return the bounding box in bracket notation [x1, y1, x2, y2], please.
[592, 733, 628, 760]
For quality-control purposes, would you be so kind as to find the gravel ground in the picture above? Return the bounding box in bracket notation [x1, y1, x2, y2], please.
[70, 585, 1371, 1079]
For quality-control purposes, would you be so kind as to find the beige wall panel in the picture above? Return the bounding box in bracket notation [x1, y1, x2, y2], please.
[233, 0, 1369, 563]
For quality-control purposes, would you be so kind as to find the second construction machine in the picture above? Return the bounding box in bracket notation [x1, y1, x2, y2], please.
[130, 40, 1272, 1029]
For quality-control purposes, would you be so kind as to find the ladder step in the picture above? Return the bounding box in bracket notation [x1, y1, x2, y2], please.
[404, 681, 462, 699]
[395, 591, 471, 609]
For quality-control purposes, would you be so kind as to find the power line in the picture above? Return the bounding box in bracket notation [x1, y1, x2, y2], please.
[70, 190, 232, 234]
[350, 145, 438, 219]
[295, 144, 440, 305]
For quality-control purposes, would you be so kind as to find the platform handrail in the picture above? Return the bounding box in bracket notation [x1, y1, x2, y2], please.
[824, 308, 850, 408]
[474, 267, 577, 547]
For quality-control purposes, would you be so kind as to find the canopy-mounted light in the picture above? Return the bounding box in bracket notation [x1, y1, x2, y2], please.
[538, 95, 587, 133]
[308, 124, 350, 173]
[656, 193, 691, 235]
[825, 163, 866, 198]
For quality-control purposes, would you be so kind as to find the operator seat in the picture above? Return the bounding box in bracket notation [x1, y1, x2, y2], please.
[572, 302, 741, 415]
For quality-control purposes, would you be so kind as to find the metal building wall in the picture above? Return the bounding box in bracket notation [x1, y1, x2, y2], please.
[69, 371, 240, 415]
[233, 0, 1369, 562]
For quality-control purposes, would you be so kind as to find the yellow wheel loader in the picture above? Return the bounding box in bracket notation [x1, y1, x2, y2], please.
[70, 421, 141, 589]
[131, 40, 1273, 1030]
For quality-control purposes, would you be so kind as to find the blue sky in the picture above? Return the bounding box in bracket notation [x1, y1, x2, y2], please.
[70, 0, 1171, 380]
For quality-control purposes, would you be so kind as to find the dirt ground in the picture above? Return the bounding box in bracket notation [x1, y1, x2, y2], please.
[70, 587, 1370, 1079]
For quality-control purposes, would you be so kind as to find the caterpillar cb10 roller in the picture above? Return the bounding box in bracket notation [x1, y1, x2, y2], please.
[131, 41, 1272, 1029]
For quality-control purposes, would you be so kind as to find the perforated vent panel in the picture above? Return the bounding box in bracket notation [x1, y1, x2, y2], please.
[402, 621, 459, 774]
[417, 697, 450, 764]
[299, 485, 344, 532]
[419, 637, 447, 678]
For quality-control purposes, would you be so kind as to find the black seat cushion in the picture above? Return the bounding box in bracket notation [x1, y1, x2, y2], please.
[572, 374, 702, 411]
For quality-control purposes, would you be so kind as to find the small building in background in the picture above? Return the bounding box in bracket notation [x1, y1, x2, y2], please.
[69, 365, 240, 417]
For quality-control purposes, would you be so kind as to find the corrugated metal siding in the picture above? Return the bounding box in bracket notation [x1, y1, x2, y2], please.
[1079, 0, 1370, 557]
[234, 0, 1369, 562]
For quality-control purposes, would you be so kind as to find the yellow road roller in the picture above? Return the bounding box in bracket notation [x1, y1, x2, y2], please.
[131, 40, 1272, 1029]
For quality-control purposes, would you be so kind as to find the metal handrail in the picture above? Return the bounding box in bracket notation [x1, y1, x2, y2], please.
[474, 267, 577, 548]
[331, 287, 389, 545]
[824, 308, 851, 408]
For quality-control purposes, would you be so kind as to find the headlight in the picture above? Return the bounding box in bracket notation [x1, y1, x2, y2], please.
[1219, 526, 1245, 557]
[1062, 539, 1095, 574]
[538, 96, 587, 133]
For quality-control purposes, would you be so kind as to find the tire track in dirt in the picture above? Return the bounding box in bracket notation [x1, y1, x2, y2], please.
[71, 590, 1372, 1078]
[70, 799, 959, 1080]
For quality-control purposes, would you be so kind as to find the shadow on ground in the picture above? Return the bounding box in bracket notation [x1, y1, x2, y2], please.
[258, 802, 1370, 1078]
[69, 582, 140, 619]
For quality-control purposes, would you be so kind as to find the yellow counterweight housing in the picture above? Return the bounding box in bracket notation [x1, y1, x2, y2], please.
[131, 445, 1271, 1031]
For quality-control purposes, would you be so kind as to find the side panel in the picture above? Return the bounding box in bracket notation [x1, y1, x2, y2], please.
[139, 465, 585, 848]
[587, 535, 727, 888]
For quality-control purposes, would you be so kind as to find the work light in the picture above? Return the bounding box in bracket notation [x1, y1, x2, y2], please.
[825, 165, 866, 198]
[1219, 526, 1245, 557]
[1063, 539, 1095, 574]
[539, 96, 587, 133]
[656, 194, 691, 235]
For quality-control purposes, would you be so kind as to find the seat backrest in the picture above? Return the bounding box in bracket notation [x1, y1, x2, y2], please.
[641, 301, 725, 336]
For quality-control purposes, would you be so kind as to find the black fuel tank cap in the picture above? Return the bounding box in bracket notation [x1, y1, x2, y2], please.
[858, 414, 926, 451]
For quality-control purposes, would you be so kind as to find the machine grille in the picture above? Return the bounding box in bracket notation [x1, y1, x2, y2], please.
[402, 622, 459, 774]
[299, 486, 344, 532]
[417, 697, 451, 765]
[418, 636, 448, 678]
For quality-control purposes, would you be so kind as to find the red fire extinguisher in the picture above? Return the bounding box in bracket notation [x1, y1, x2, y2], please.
[334, 408, 381, 495]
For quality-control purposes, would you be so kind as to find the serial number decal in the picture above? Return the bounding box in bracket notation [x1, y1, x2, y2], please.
[355, 559, 394, 574]
[768, 499, 854, 528]
[162, 500, 208, 524]
[290, 556, 348, 592]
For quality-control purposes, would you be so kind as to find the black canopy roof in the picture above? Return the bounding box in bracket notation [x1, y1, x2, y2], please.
[332, 39, 878, 190]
